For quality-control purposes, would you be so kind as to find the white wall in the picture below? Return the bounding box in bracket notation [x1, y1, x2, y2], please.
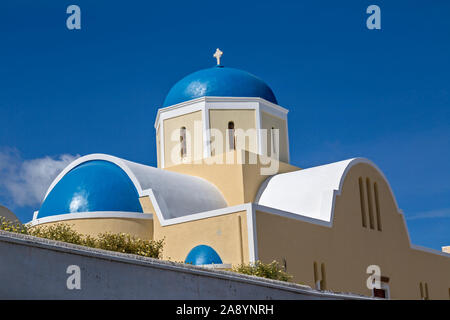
[0, 231, 368, 299]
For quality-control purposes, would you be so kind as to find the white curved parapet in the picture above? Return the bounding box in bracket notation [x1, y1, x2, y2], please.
[256, 158, 400, 223]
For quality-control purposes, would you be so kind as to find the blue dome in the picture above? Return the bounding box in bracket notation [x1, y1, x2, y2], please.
[38, 160, 143, 218]
[163, 66, 278, 107]
[185, 245, 223, 265]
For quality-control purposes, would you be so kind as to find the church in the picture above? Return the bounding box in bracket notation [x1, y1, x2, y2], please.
[28, 49, 450, 299]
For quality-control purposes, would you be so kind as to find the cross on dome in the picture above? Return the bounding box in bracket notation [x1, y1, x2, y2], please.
[213, 48, 223, 65]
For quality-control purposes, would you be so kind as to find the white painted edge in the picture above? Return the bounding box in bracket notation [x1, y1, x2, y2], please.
[203, 103, 211, 158]
[248, 204, 258, 263]
[197, 263, 232, 269]
[256, 103, 262, 155]
[143, 192, 249, 227]
[154, 96, 289, 130]
[285, 114, 291, 163]
[27, 211, 153, 227]
[160, 116, 165, 168]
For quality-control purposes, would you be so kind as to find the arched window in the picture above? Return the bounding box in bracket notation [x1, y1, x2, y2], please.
[228, 121, 235, 151]
[180, 126, 187, 158]
[271, 126, 278, 156]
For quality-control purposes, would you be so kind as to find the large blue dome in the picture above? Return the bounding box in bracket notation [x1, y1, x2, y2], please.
[163, 66, 278, 107]
[38, 160, 143, 218]
[185, 245, 223, 265]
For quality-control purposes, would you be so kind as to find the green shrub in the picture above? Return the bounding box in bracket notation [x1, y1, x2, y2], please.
[95, 232, 164, 258]
[232, 260, 293, 282]
[0, 219, 163, 259]
[29, 223, 84, 245]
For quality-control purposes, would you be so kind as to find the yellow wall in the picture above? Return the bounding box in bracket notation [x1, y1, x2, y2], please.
[139, 194, 250, 264]
[260, 111, 289, 163]
[152, 209, 250, 265]
[254, 162, 450, 299]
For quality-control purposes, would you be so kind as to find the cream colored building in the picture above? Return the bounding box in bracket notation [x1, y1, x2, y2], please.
[29, 54, 450, 299]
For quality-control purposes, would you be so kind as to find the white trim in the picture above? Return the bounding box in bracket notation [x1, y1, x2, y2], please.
[154, 97, 288, 130]
[197, 263, 232, 269]
[160, 117, 165, 168]
[144, 193, 250, 227]
[285, 114, 291, 163]
[259, 101, 288, 121]
[203, 103, 211, 158]
[255, 103, 263, 155]
[27, 211, 153, 227]
[247, 204, 258, 263]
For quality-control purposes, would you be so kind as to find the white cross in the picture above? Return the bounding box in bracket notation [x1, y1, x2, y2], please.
[213, 48, 223, 65]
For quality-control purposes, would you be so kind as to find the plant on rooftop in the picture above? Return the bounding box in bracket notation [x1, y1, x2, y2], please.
[0, 219, 163, 259]
[0, 217, 28, 234]
[232, 260, 293, 282]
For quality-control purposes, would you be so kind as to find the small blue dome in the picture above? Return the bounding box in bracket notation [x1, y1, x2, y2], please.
[185, 245, 223, 265]
[38, 160, 143, 218]
[163, 66, 277, 107]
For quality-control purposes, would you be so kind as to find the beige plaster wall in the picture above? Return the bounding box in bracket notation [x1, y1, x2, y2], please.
[152, 210, 250, 265]
[254, 162, 450, 299]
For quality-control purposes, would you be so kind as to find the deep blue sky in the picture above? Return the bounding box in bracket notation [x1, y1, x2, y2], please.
[0, 1, 449, 250]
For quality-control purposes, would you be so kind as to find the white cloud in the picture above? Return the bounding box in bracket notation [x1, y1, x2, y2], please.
[0, 148, 79, 208]
[406, 208, 450, 220]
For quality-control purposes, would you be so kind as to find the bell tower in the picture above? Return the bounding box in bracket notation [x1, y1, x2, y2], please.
[154, 50, 290, 168]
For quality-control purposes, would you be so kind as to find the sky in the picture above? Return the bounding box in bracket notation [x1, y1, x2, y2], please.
[0, 0, 449, 250]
